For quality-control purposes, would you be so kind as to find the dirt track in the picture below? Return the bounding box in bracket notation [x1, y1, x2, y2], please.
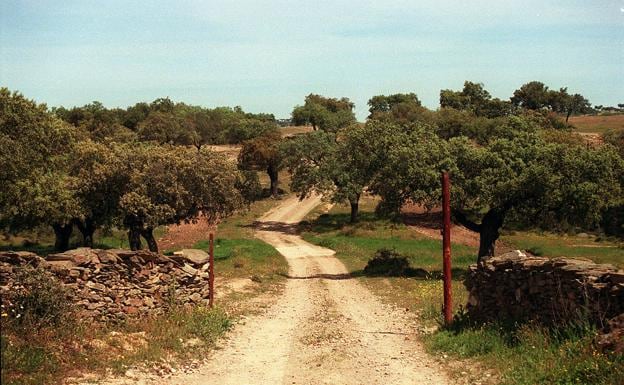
[163, 195, 449, 385]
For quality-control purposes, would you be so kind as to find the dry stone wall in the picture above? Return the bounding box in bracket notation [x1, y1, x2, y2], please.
[464, 250, 624, 325]
[0, 248, 212, 322]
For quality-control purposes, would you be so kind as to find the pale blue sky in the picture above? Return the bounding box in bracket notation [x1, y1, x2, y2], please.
[1, 0, 623, 120]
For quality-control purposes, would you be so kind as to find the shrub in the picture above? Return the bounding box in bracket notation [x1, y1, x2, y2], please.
[6, 266, 74, 328]
[364, 248, 412, 276]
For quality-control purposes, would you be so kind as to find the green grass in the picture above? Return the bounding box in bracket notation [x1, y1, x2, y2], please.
[304, 233, 475, 272]
[189, 196, 289, 282]
[502, 232, 624, 268]
[193, 237, 286, 280]
[426, 322, 624, 385]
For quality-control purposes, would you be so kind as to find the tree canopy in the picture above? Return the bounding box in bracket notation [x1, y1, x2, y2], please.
[440, 81, 513, 118]
[291, 94, 356, 132]
[1, 88, 247, 251]
[282, 122, 382, 222]
[238, 129, 284, 197]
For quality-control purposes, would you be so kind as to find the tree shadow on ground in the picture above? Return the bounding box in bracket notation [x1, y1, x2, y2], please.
[356, 267, 468, 280]
[297, 211, 399, 234]
[277, 267, 468, 281]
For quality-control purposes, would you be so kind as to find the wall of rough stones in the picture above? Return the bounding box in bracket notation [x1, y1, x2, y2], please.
[464, 251, 624, 325]
[0, 248, 212, 322]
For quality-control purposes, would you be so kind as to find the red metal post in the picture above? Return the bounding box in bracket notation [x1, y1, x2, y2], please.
[209, 232, 215, 308]
[442, 172, 453, 325]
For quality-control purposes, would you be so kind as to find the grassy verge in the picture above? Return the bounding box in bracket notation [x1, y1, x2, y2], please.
[302, 198, 624, 385]
[426, 321, 623, 385]
[194, 196, 289, 282]
[1, 306, 230, 385]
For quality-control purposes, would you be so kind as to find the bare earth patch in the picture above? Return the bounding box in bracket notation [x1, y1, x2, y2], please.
[157, 219, 215, 250]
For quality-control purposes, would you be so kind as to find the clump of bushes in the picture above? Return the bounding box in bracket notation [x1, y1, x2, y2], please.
[4, 266, 74, 329]
[364, 248, 429, 277]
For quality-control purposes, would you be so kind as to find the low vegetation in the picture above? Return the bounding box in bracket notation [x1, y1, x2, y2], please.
[427, 321, 623, 385]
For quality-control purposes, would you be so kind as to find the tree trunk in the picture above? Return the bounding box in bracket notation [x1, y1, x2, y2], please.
[128, 227, 142, 251]
[52, 223, 73, 251]
[349, 194, 360, 223]
[268, 164, 279, 198]
[566, 110, 571, 123]
[74, 218, 96, 248]
[141, 228, 159, 253]
[477, 209, 506, 262]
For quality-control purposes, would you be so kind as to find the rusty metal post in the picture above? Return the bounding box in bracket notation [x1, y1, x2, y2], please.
[442, 172, 453, 326]
[209, 232, 215, 308]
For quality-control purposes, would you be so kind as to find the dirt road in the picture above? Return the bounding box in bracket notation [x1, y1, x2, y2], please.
[165, 195, 449, 385]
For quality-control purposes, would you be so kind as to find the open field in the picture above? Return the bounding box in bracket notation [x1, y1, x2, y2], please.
[502, 232, 623, 268]
[280, 125, 314, 137]
[569, 114, 624, 134]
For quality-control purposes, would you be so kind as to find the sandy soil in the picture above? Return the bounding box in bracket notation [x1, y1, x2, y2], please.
[402, 204, 480, 248]
[160, 194, 449, 385]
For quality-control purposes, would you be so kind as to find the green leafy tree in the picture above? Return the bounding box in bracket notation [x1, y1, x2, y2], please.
[291, 94, 356, 132]
[120, 146, 243, 252]
[0, 88, 81, 250]
[368, 93, 421, 118]
[367, 122, 451, 216]
[282, 124, 377, 222]
[238, 129, 283, 197]
[440, 81, 512, 118]
[182, 109, 220, 151]
[68, 141, 130, 247]
[563, 93, 591, 122]
[450, 132, 624, 260]
[54, 101, 136, 142]
[546, 88, 591, 122]
[137, 111, 187, 145]
[511, 81, 550, 110]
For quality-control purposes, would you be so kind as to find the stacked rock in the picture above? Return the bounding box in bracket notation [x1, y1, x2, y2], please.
[464, 250, 624, 325]
[0, 248, 212, 322]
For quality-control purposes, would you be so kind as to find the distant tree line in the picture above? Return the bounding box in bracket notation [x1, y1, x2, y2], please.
[53, 97, 278, 148]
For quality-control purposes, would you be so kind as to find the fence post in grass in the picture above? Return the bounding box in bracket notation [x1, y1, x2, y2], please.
[441, 172, 453, 326]
[209, 232, 215, 308]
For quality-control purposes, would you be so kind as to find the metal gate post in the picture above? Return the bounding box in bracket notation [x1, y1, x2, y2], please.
[442, 172, 453, 326]
[209, 232, 215, 308]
